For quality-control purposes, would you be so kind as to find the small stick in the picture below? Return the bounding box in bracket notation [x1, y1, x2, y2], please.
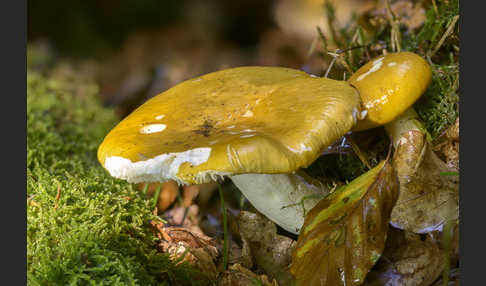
[429, 15, 460, 59]
[431, 0, 439, 16]
[324, 45, 370, 78]
[324, 52, 338, 78]
[384, 0, 401, 52]
[346, 134, 372, 170]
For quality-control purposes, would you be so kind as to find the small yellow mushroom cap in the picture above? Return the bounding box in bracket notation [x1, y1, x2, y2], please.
[348, 52, 432, 131]
[98, 66, 361, 185]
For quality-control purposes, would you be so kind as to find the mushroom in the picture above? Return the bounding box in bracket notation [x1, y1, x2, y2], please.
[98, 52, 431, 234]
[347, 51, 432, 131]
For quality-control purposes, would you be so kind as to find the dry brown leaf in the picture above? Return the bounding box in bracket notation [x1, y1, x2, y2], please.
[218, 264, 278, 286]
[390, 130, 459, 233]
[238, 211, 296, 286]
[369, 0, 426, 31]
[274, 0, 375, 43]
[150, 221, 219, 280]
[291, 160, 399, 286]
[433, 118, 459, 171]
[429, 220, 460, 270]
[227, 239, 253, 269]
[164, 205, 207, 236]
[364, 227, 444, 286]
[390, 0, 426, 30]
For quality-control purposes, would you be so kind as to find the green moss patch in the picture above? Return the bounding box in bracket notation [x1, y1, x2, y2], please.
[27, 70, 211, 285]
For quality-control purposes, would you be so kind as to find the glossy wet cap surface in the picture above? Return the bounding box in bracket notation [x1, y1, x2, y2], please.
[349, 52, 432, 131]
[98, 66, 361, 184]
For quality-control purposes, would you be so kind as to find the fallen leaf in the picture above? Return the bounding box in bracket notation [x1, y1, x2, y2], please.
[227, 238, 253, 269]
[363, 227, 443, 286]
[238, 211, 296, 286]
[390, 0, 426, 30]
[291, 160, 399, 286]
[390, 130, 459, 233]
[274, 0, 375, 43]
[150, 221, 219, 280]
[433, 118, 459, 171]
[369, 0, 426, 31]
[164, 205, 206, 236]
[218, 264, 278, 286]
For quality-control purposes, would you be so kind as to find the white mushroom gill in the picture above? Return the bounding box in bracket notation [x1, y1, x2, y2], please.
[104, 147, 212, 184]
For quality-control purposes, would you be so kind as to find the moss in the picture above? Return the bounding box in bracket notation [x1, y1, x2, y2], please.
[379, 0, 459, 139]
[27, 69, 212, 285]
[410, 0, 460, 138]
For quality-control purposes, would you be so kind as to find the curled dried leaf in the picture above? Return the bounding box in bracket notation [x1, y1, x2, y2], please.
[369, 0, 426, 30]
[291, 160, 399, 286]
[433, 118, 459, 171]
[150, 221, 219, 280]
[364, 227, 444, 286]
[218, 264, 278, 286]
[390, 130, 459, 233]
[238, 211, 296, 286]
[228, 238, 253, 269]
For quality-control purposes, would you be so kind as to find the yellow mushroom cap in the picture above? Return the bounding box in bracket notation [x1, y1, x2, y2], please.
[98, 66, 361, 185]
[348, 52, 432, 131]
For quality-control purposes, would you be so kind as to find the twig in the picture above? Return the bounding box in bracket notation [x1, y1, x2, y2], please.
[324, 44, 370, 78]
[346, 134, 372, 170]
[324, 52, 338, 78]
[54, 183, 61, 209]
[431, 0, 439, 16]
[384, 0, 401, 52]
[306, 33, 319, 58]
[429, 15, 460, 59]
[323, 1, 339, 48]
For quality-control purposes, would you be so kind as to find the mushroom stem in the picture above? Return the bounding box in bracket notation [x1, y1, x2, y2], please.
[383, 107, 427, 147]
[229, 172, 329, 234]
[383, 106, 459, 233]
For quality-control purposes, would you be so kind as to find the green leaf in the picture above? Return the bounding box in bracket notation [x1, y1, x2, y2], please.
[290, 160, 399, 286]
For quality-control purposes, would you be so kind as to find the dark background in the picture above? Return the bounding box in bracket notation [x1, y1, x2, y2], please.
[27, 0, 277, 59]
